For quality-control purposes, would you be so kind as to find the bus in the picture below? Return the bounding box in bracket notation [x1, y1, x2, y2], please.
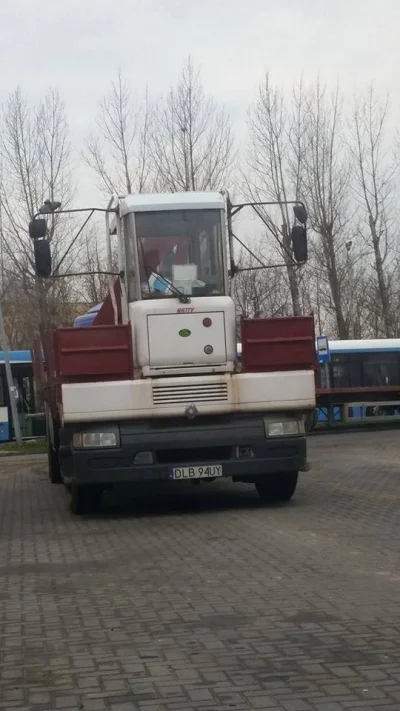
[0, 350, 44, 441]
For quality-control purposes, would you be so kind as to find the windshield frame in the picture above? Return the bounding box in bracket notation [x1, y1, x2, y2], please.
[124, 208, 227, 302]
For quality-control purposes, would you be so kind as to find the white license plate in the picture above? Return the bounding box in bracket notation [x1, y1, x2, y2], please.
[169, 465, 223, 480]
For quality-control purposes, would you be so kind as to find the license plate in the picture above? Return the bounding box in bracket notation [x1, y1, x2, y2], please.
[169, 465, 223, 480]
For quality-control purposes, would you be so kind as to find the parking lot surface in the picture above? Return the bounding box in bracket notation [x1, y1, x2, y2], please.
[0, 429, 399, 711]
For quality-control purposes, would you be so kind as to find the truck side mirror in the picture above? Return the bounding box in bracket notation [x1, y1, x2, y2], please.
[29, 218, 52, 277]
[29, 218, 47, 240]
[293, 204, 308, 225]
[33, 239, 52, 278]
[291, 225, 308, 264]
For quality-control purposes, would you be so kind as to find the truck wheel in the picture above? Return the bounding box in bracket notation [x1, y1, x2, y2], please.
[48, 441, 62, 484]
[255, 471, 298, 503]
[69, 484, 102, 515]
[46, 408, 62, 484]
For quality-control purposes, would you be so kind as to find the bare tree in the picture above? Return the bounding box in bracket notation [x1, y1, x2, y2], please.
[244, 75, 398, 337]
[245, 74, 308, 315]
[350, 87, 398, 337]
[152, 57, 234, 192]
[0, 87, 77, 346]
[302, 82, 352, 338]
[84, 71, 154, 196]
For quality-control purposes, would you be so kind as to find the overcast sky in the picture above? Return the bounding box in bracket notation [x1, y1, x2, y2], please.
[0, 0, 399, 203]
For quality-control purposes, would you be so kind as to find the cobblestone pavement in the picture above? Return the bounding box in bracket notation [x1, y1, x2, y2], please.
[0, 430, 400, 711]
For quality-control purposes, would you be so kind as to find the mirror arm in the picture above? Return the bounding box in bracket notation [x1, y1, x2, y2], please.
[33, 206, 117, 219]
[47, 270, 124, 280]
[227, 198, 309, 273]
[52, 209, 95, 275]
[251, 205, 297, 267]
[236, 262, 291, 272]
[231, 231, 268, 269]
[31, 205, 119, 278]
[230, 199, 307, 214]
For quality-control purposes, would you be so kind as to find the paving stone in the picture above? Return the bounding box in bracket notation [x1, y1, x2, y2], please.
[0, 431, 400, 711]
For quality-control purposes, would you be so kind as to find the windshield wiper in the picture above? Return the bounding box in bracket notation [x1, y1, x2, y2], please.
[152, 270, 191, 304]
[139, 236, 191, 304]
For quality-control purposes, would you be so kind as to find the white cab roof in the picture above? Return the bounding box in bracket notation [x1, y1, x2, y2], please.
[119, 191, 225, 216]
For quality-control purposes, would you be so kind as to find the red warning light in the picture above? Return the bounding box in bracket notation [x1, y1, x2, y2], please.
[203, 317, 212, 328]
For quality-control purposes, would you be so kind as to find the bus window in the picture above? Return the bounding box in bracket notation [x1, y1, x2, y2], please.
[362, 352, 400, 387]
[331, 353, 362, 388]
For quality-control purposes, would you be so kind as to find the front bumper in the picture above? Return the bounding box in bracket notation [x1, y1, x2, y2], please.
[61, 414, 307, 485]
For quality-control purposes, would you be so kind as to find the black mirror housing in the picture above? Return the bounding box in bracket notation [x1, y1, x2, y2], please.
[34, 239, 52, 278]
[29, 218, 47, 240]
[291, 225, 308, 263]
[39, 200, 62, 214]
[293, 204, 308, 225]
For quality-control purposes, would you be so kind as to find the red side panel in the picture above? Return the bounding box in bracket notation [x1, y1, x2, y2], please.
[93, 278, 123, 326]
[241, 316, 316, 373]
[54, 324, 133, 383]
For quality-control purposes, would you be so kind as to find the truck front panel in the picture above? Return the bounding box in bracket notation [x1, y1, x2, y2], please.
[130, 296, 236, 376]
[59, 413, 307, 487]
[60, 370, 316, 423]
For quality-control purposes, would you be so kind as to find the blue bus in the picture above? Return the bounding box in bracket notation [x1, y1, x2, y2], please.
[238, 337, 400, 422]
[319, 338, 400, 421]
[0, 350, 42, 441]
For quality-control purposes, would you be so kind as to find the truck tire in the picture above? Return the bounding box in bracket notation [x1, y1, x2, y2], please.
[46, 407, 62, 484]
[255, 471, 298, 503]
[70, 484, 102, 515]
[48, 441, 62, 484]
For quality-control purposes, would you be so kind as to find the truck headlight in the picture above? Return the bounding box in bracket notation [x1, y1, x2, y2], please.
[264, 418, 305, 437]
[73, 432, 118, 448]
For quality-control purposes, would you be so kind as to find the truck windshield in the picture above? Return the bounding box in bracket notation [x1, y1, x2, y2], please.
[135, 209, 224, 299]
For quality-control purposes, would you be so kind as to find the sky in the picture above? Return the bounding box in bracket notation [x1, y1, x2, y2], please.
[0, 0, 399, 205]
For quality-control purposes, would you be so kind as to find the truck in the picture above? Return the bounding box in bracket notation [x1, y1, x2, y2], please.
[29, 191, 316, 514]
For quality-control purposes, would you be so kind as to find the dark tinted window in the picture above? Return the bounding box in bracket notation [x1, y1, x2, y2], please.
[361, 352, 400, 386]
[328, 351, 400, 388]
[330, 353, 362, 387]
[135, 209, 224, 298]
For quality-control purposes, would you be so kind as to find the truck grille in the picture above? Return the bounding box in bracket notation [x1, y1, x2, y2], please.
[152, 382, 228, 406]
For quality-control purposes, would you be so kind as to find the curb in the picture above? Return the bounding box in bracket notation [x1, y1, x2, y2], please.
[309, 422, 400, 436]
[0, 451, 46, 458]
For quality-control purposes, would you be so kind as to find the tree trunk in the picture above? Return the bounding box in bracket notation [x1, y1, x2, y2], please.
[369, 217, 392, 336]
[324, 228, 348, 339]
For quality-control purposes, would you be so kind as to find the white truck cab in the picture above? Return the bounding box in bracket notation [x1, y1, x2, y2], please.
[29, 190, 316, 514]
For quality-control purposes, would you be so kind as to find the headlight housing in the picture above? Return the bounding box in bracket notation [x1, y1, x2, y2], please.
[73, 431, 118, 448]
[264, 418, 305, 437]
